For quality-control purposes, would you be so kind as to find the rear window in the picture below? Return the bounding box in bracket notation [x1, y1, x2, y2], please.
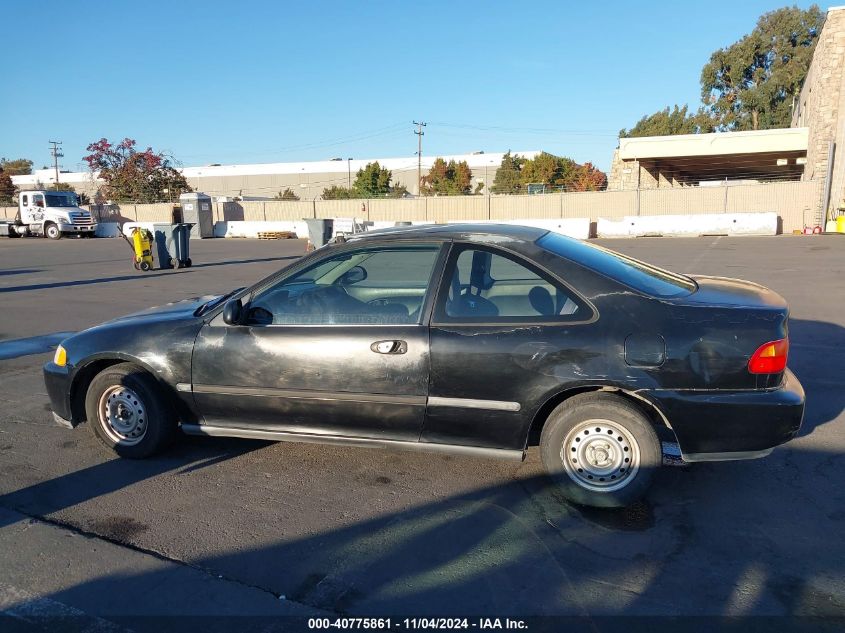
[537, 232, 696, 298]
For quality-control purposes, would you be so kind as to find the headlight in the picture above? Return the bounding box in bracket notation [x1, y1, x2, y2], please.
[54, 345, 67, 367]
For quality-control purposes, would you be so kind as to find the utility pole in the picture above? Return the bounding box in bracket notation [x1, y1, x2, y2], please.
[413, 121, 426, 195]
[49, 140, 63, 188]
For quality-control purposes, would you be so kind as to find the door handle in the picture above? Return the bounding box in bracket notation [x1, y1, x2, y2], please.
[371, 340, 407, 354]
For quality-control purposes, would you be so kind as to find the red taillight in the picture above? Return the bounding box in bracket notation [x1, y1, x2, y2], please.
[748, 338, 789, 374]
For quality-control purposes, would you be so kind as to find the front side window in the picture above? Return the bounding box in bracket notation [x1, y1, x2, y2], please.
[434, 246, 588, 323]
[33, 194, 44, 207]
[245, 245, 441, 325]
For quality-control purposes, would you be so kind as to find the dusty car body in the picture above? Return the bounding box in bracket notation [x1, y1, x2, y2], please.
[44, 224, 804, 507]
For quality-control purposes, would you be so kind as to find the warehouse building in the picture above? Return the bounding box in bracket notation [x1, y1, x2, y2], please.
[12, 151, 541, 202]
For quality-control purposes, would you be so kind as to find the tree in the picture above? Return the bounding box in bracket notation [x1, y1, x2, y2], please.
[491, 151, 526, 194]
[701, 5, 824, 130]
[499, 151, 608, 192]
[274, 187, 300, 201]
[421, 158, 473, 195]
[0, 169, 15, 204]
[569, 162, 608, 191]
[83, 138, 192, 203]
[321, 185, 354, 200]
[352, 161, 394, 198]
[622, 5, 824, 135]
[0, 158, 33, 175]
[620, 105, 715, 138]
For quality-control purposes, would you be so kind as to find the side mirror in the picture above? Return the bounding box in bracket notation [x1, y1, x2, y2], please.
[338, 265, 367, 286]
[222, 298, 243, 325]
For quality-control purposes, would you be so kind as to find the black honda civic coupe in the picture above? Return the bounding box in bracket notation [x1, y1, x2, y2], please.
[44, 224, 804, 507]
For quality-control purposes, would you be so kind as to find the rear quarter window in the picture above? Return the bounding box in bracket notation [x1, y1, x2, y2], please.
[537, 232, 696, 299]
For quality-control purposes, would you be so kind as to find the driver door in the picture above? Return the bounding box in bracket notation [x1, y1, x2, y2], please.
[190, 243, 445, 441]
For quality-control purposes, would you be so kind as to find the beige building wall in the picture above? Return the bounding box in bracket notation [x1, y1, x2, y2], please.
[87, 179, 820, 234]
[792, 5, 845, 220]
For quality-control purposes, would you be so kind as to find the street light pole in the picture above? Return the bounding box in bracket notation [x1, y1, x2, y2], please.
[347, 158, 353, 189]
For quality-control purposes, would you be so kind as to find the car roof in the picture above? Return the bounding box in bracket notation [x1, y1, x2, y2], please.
[345, 223, 548, 244]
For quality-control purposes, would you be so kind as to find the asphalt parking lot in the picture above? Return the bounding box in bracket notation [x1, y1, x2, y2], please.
[1, 233, 844, 628]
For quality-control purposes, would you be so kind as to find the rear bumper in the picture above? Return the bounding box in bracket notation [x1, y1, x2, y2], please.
[650, 368, 805, 460]
[43, 361, 78, 428]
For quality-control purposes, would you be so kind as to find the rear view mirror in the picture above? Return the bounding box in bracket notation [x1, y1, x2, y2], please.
[222, 298, 243, 325]
[337, 265, 367, 286]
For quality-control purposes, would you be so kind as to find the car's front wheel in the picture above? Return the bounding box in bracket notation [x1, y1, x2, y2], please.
[85, 363, 176, 458]
[540, 393, 660, 508]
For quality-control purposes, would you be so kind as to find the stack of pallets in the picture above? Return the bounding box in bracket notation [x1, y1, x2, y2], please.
[256, 231, 297, 240]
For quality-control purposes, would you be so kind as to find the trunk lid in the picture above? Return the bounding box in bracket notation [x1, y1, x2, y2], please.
[661, 276, 789, 390]
[682, 275, 788, 311]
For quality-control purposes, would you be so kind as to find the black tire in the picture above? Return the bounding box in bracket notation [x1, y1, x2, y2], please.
[539, 393, 660, 508]
[85, 362, 176, 458]
[183, 258, 192, 268]
[45, 223, 62, 240]
[140, 261, 152, 271]
[7, 227, 20, 238]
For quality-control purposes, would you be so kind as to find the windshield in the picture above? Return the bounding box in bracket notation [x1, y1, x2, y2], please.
[44, 193, 78, 207]
[537, 232, 697, 298]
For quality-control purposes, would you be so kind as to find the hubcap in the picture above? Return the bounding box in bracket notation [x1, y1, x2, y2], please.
[561, 419, 640, 492]
[98, 385, 147, 445]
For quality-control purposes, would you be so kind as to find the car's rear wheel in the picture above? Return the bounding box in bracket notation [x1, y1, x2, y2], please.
[540, 393, 660, 508]
[85, 363, 176, 458]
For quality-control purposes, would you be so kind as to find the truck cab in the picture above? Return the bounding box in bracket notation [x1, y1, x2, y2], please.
[13, 190, 96, 239]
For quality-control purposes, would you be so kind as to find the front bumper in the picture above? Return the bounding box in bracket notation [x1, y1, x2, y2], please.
[58, 223, 96, 233]
[43, 361, 77, 428]
[650, 368, 805, 460]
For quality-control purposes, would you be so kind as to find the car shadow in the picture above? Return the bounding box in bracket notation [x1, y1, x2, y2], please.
[6, 441, 845, 625]
[0, 436, 270, 530]
[785, 318, 845, 436]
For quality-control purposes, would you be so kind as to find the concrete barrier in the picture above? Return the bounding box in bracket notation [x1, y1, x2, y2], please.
[215, 220, 309, 238]
[597, 212, 778, 238]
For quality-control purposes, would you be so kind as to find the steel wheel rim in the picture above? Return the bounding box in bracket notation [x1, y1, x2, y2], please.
[561, 418, 640, 492]
[98, 385, 147, 445]
[47, 226, 59, 238]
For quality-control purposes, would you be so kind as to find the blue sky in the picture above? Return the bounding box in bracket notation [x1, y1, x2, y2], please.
[0, 0, 818, 173]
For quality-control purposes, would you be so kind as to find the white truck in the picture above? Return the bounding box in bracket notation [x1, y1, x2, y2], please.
[2, 190, 96, 239]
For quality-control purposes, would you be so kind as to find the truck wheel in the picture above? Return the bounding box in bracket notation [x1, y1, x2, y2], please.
[45, 223, 62, 240]
[85, 362, 177, 458]
[170, 258, 181, 269]
[140, 261, 152, 272]
[540, 393, 661, 508]
[184, 258, 192, 268]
